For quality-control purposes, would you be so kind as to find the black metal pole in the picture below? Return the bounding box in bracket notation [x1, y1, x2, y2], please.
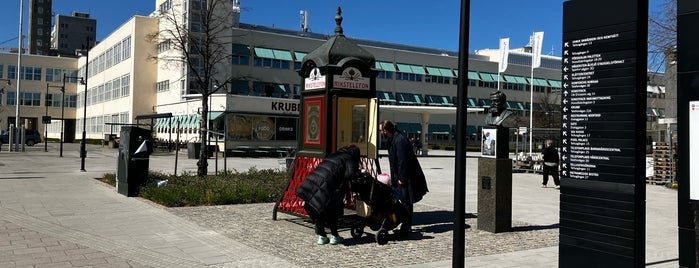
[80, 42, 89, 172]
[453, 0, 470, 267]
[60, 74, 66, 157]
[45, 83, 49, 152]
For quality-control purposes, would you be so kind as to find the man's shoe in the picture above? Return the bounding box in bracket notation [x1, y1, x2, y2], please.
[541, 184, 547, 188]
[317, 236, 329, 245]
[330, 235, 344, 245]
[555, 185, 560, 189]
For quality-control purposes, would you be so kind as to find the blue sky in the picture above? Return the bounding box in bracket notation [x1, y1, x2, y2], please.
[0, 0, 665, 57]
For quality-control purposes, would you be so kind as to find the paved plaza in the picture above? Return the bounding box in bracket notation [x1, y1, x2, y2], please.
[0, 142, 679, 267]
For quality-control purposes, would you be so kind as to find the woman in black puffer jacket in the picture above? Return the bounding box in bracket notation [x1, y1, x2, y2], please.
[296, 145, 360, 245]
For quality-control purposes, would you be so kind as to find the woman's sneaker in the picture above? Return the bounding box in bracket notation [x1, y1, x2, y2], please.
[330, 235, 344, 245]
[317, 236, 330, 245]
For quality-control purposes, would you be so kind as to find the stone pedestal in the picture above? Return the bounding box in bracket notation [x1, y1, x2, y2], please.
[477, 157, 512, 233]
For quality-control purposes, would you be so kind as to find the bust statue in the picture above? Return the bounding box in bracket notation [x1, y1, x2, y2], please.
[485, 91, 513, 126]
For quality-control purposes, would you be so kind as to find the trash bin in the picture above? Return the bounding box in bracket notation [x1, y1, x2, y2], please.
[187, 142, 214, 159]
[116, 126, 153, 197]
[187, 142, 201, 159]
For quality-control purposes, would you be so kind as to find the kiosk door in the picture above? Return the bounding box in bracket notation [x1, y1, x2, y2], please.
[335, 97, 378, 159]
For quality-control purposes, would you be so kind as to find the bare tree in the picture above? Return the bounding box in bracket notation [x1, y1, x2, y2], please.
[148, 0, 236, 176]
[534, 91, 560, 129]
[648, 0, 677, 73]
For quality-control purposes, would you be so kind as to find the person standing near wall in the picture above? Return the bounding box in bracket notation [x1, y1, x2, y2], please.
[542, 139, 560, 189]
[379, 120, 429, 235]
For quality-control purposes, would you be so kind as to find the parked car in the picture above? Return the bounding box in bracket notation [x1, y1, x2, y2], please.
[0, 129, 42, 146]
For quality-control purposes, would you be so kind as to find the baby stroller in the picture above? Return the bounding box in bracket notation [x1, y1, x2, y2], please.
[349, 172, 408, 245]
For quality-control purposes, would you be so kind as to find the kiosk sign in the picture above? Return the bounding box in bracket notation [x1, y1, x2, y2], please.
[304, 68, 326, 90]
[333, 67, 369, 90]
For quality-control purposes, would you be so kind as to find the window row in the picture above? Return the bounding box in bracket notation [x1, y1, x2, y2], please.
[77, 112, 130, 135]
[46, 93, 78, 108]
[376, 91, 559, 112]
[79, 74, 131, 108]
[0, 91, 76, 108]
[84, 35, 131, 78]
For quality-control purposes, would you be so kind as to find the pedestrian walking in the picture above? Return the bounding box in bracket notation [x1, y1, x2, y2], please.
[542, 139, 560, 189]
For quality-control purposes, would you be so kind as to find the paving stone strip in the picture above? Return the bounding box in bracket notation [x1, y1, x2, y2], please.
[0, 206, 203, 268]
[169, 203, 559, 267]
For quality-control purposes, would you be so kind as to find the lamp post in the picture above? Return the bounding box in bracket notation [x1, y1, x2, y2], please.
[45, 83, 64, 153]
[77, 47, 89, 172]
[0, 79, 11, 152]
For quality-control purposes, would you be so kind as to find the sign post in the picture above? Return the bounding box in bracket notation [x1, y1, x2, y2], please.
[560, 0, 647, 266]
[676, 1, 699, 266]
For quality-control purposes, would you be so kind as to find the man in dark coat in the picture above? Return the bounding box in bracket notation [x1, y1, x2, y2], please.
[296, 145, 360, 245]
[379, 120, 429, 235]
[542, 139, 560, 189]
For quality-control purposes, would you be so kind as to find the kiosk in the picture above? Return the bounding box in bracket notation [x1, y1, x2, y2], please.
[274, 7, 380, 219]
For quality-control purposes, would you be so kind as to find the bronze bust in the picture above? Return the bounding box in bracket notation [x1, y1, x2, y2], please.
[485, 91, 513, 126]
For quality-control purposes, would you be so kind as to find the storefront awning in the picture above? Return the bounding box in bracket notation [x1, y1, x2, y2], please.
[479, 72, 497, 82]
[254, 47, 292, 61]
[548, 80, 562, 88]
[396, 63, 425, 74]
[375, 61, 397, 72]
[428, 124, 451, 135]
[208, 111, 225, 120]
[396, 93, 424, 105]
[396, 122, 421, 134]
[294, 51, 307, 62]
[425, 67, 455, 78]
[466, 125, 478, 135]
[467, 71, 480, 80]
[467, 98, 478, 107]
[528, 78, 549, 86]
[377, 91, 396, 102]
[479, 98, 491, 108]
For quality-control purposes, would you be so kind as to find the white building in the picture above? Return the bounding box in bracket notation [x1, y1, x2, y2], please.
[0, 0, 672, 152]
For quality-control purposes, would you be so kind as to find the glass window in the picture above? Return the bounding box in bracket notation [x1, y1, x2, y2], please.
[7, 92, 15, 105]
[8, 65, 16, 79]
[121, 75, 130, 96]
[21, 92, 41, 106]
[122, 36, 131, 60]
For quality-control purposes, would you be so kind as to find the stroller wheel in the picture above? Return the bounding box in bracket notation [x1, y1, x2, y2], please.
[350, 225, 364, 239]
[376, 229, 389, 245]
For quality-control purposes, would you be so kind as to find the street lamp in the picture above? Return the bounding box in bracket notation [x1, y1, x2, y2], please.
[45, 83, 64, 153]
[76, 46, 89, 172]
[0, 79, 11, 151]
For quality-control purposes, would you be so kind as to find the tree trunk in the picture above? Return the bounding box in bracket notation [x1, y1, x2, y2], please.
[197, 96, 209, 177]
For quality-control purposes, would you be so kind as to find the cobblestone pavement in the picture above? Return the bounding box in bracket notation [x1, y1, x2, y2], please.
[169, 203, 558, 267]
[0, 143, 679, 267]
[0, 219, 148, 268]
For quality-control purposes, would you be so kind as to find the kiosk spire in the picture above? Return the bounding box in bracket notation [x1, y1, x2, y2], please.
[334, 7, 344, 36]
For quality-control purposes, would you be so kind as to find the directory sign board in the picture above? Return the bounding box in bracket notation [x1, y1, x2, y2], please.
[561, 25, 640, 183]
[560, 0, 646, 267]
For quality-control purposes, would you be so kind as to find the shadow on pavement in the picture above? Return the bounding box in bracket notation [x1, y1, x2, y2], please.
[415, 210, 475, 234]
[510, 223, 560, 232]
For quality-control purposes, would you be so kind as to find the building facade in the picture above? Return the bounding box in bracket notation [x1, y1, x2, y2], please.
[0, 0, 673, 152]
[51, 12, 97, 57]
[27, 0, 53, 55]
